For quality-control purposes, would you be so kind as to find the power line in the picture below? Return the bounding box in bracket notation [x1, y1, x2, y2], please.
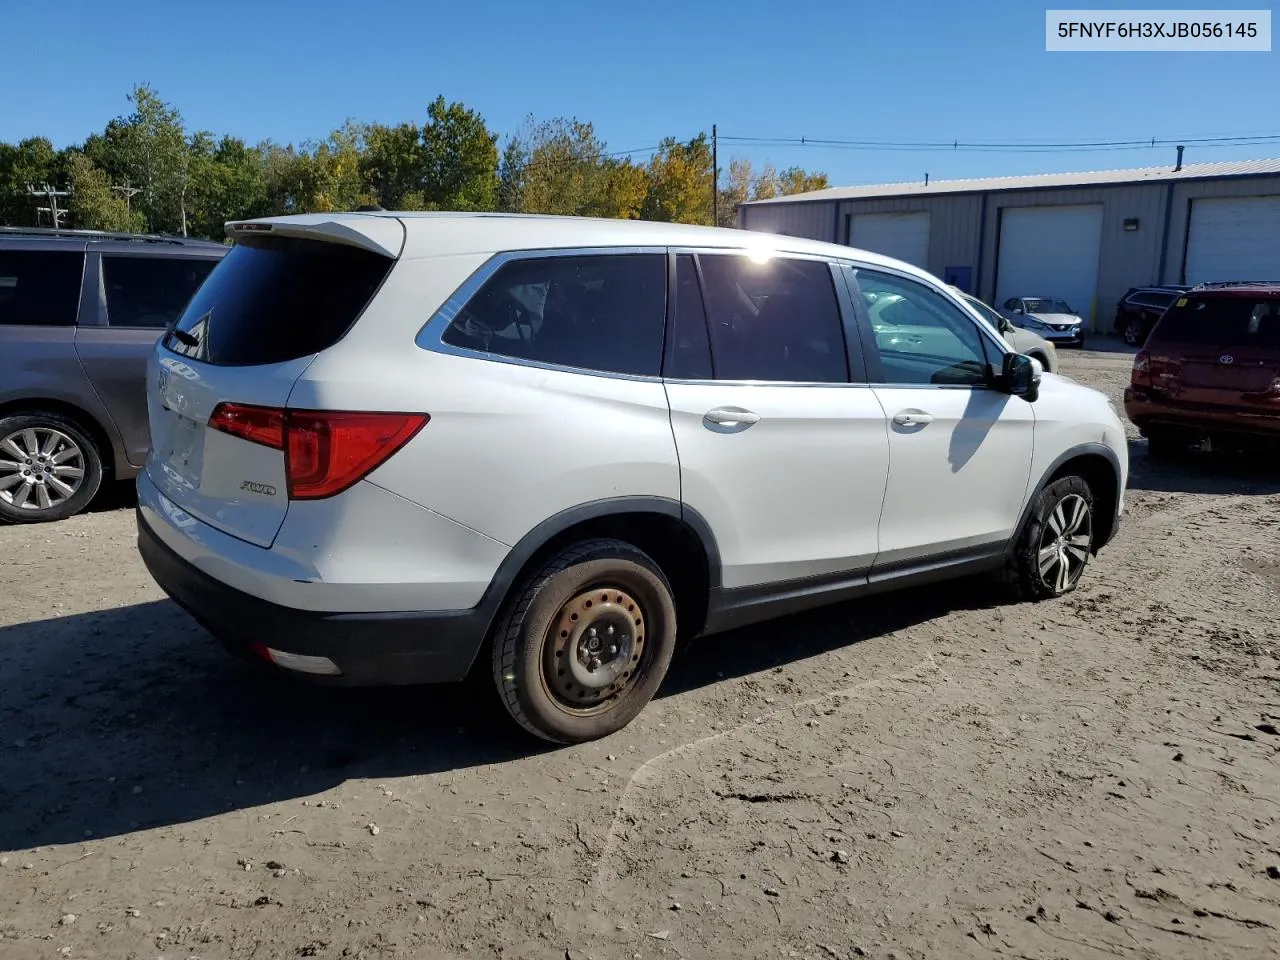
[718, 132, 1280, 154]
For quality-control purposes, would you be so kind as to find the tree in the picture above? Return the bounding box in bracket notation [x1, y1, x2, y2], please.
[85, 84, 190, 234]
[516, 117, 614, 217]
[185, 133, 269, 239]
[496, 137, 527, 213]
[362, 121, 424, 209]
[64, 152, 145, 232]
[778, 166, 830, 195]
[0, 137, 62, 226]
[420, 96, 498, 211]
[642, 134, 713, 225]
[717, 157, 755, 227]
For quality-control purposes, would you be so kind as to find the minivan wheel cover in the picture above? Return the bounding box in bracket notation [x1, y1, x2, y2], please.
[543, 585, 646, 713]
[1124, 318, 1144, 345]
[1037, 494, 1092, 593]
[0, 428, 86, 512]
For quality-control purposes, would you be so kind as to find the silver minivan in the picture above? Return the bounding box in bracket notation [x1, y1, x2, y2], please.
[0, 228, 226, 523]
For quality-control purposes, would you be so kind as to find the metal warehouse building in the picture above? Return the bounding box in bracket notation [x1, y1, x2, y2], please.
[738, 157, 1280, 331]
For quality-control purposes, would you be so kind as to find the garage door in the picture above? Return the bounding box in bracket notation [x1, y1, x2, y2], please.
[1184, 196, 1280, 284]
[996, 205, 1103, 327]
[849, 212, 930, 269]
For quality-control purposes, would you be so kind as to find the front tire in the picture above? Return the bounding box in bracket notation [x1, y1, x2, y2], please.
[491, 538, 678, 744]
[1010, 476, 1095, 600]
[0, 412, 104, 524]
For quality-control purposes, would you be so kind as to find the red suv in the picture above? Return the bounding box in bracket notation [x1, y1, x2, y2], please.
[1124, 283, 1280, 457]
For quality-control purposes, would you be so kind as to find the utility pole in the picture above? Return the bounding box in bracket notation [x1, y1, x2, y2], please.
[27, 183, 70, 228]
[111, 181, 141, 211]
[711, 124, 718, 226]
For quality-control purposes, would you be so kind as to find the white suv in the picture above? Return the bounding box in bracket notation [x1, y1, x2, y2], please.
[136, 212, 1128, 743]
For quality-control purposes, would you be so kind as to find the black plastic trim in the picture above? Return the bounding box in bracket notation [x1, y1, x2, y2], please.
[703, 545, 1005, 636]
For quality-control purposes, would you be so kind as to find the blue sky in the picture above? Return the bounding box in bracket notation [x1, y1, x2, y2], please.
[2, 0, 1275, 187]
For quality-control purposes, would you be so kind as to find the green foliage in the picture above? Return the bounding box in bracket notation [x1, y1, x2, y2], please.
[64, 152, 145, 232]
[0, 138, 61, 226]
[0, 85, 828, 237]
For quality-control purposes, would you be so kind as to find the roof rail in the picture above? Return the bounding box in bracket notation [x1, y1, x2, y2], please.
[1189, 279, 1280, 290]
[0, 225, 207, 245]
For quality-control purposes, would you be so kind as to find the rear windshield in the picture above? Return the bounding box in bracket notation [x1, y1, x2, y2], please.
[164, 236, 393, 365]
[1155, 296, 1280, 348]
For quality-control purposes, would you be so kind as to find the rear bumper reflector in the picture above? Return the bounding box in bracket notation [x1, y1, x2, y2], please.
[251, 643, 342, 676]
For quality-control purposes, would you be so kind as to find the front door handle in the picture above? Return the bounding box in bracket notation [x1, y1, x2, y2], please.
[703, 406, 761, 429]
[892, 410, 934, 427]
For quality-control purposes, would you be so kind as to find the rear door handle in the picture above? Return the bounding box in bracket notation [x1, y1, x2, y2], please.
[892, 411, 934, 427]
[703, 406, 761, 428]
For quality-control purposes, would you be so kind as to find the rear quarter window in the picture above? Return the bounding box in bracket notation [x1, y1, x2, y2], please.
[440, 253, 667, 377]
[164, 237, 392, 366]
[0, 249, 85, 327]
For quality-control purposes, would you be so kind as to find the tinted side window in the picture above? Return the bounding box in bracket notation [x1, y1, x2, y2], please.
[853, 269, 992, 386]
[104, 256, 218, 328]
[442, 253, 666, 377]
[697, 254, 848, 383]
[0, 250, 85, 326]
[664, 254, 713, 379]
[166, 237, 393, 366]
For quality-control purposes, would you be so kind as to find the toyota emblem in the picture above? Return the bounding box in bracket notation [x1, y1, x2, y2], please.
[1219, 354, 1235, 365]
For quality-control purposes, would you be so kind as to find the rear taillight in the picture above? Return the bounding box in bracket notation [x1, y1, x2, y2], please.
[1131, 349, 1151, 388]
[208, 403, 428, 500]
[208, 403, 285, 449]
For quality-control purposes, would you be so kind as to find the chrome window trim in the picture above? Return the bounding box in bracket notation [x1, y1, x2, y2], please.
[414, 245, 670, 382]
[838, 259, 1011, 391]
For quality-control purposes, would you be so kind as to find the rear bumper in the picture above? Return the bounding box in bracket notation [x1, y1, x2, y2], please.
[1124, 388, 1280, 438]
[137, 509, 490, 686]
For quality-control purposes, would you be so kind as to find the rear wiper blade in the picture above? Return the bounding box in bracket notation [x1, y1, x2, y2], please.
[169, 328, 199, 347]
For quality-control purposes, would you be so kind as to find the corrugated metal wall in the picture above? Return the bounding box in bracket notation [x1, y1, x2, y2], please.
[738, 201, 837, 242]
[977, 185, 1166, 326]
[1163, 175, 1280, 283]
[837, 195, 984, 281]
[740, 172, 1280, 331]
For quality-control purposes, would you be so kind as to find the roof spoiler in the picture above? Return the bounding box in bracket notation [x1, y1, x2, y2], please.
[224, 215, 405, 258]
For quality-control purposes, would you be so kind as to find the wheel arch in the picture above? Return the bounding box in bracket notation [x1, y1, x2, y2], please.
[1013, 444, 1122, 554]
[468, 498, 722, 669]
[0, 397, 117, 481]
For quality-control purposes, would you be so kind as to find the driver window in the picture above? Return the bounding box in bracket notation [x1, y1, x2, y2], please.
[853, 269, 992, 386]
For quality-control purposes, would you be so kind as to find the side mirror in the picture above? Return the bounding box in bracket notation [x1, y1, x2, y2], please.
[997, 317, 1013, 334]
[1001, 352, 1041, 402]
[1011, 306, 1024, 316]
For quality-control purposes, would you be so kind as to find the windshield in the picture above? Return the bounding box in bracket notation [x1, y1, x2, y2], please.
[1023, 298, 1074, 315]
[963, 295, 1004, 326]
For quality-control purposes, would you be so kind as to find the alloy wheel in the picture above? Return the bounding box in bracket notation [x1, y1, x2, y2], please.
[0, 427, 88, 513]
[1036, 494, 1093, 593]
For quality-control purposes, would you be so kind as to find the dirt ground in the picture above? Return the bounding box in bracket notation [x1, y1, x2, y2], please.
[2, 342, 1279, 960]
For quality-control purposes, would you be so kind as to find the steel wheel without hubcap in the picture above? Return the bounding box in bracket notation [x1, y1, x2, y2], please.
[0, 427, 87, 513]
[543, 586, 646, 714]
[1036, 493, 1092, 594]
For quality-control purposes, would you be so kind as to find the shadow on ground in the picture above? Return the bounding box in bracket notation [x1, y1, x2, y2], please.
[0, 577, 996, 852]
[1126, 438, 1280, 496]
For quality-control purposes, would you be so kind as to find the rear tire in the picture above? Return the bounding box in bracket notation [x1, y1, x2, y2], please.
[491, 538, 678, 744]
[1009, 476, 1095, 601]
[0, 411, 104, 524]
[1122, 317, 1145, 347]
